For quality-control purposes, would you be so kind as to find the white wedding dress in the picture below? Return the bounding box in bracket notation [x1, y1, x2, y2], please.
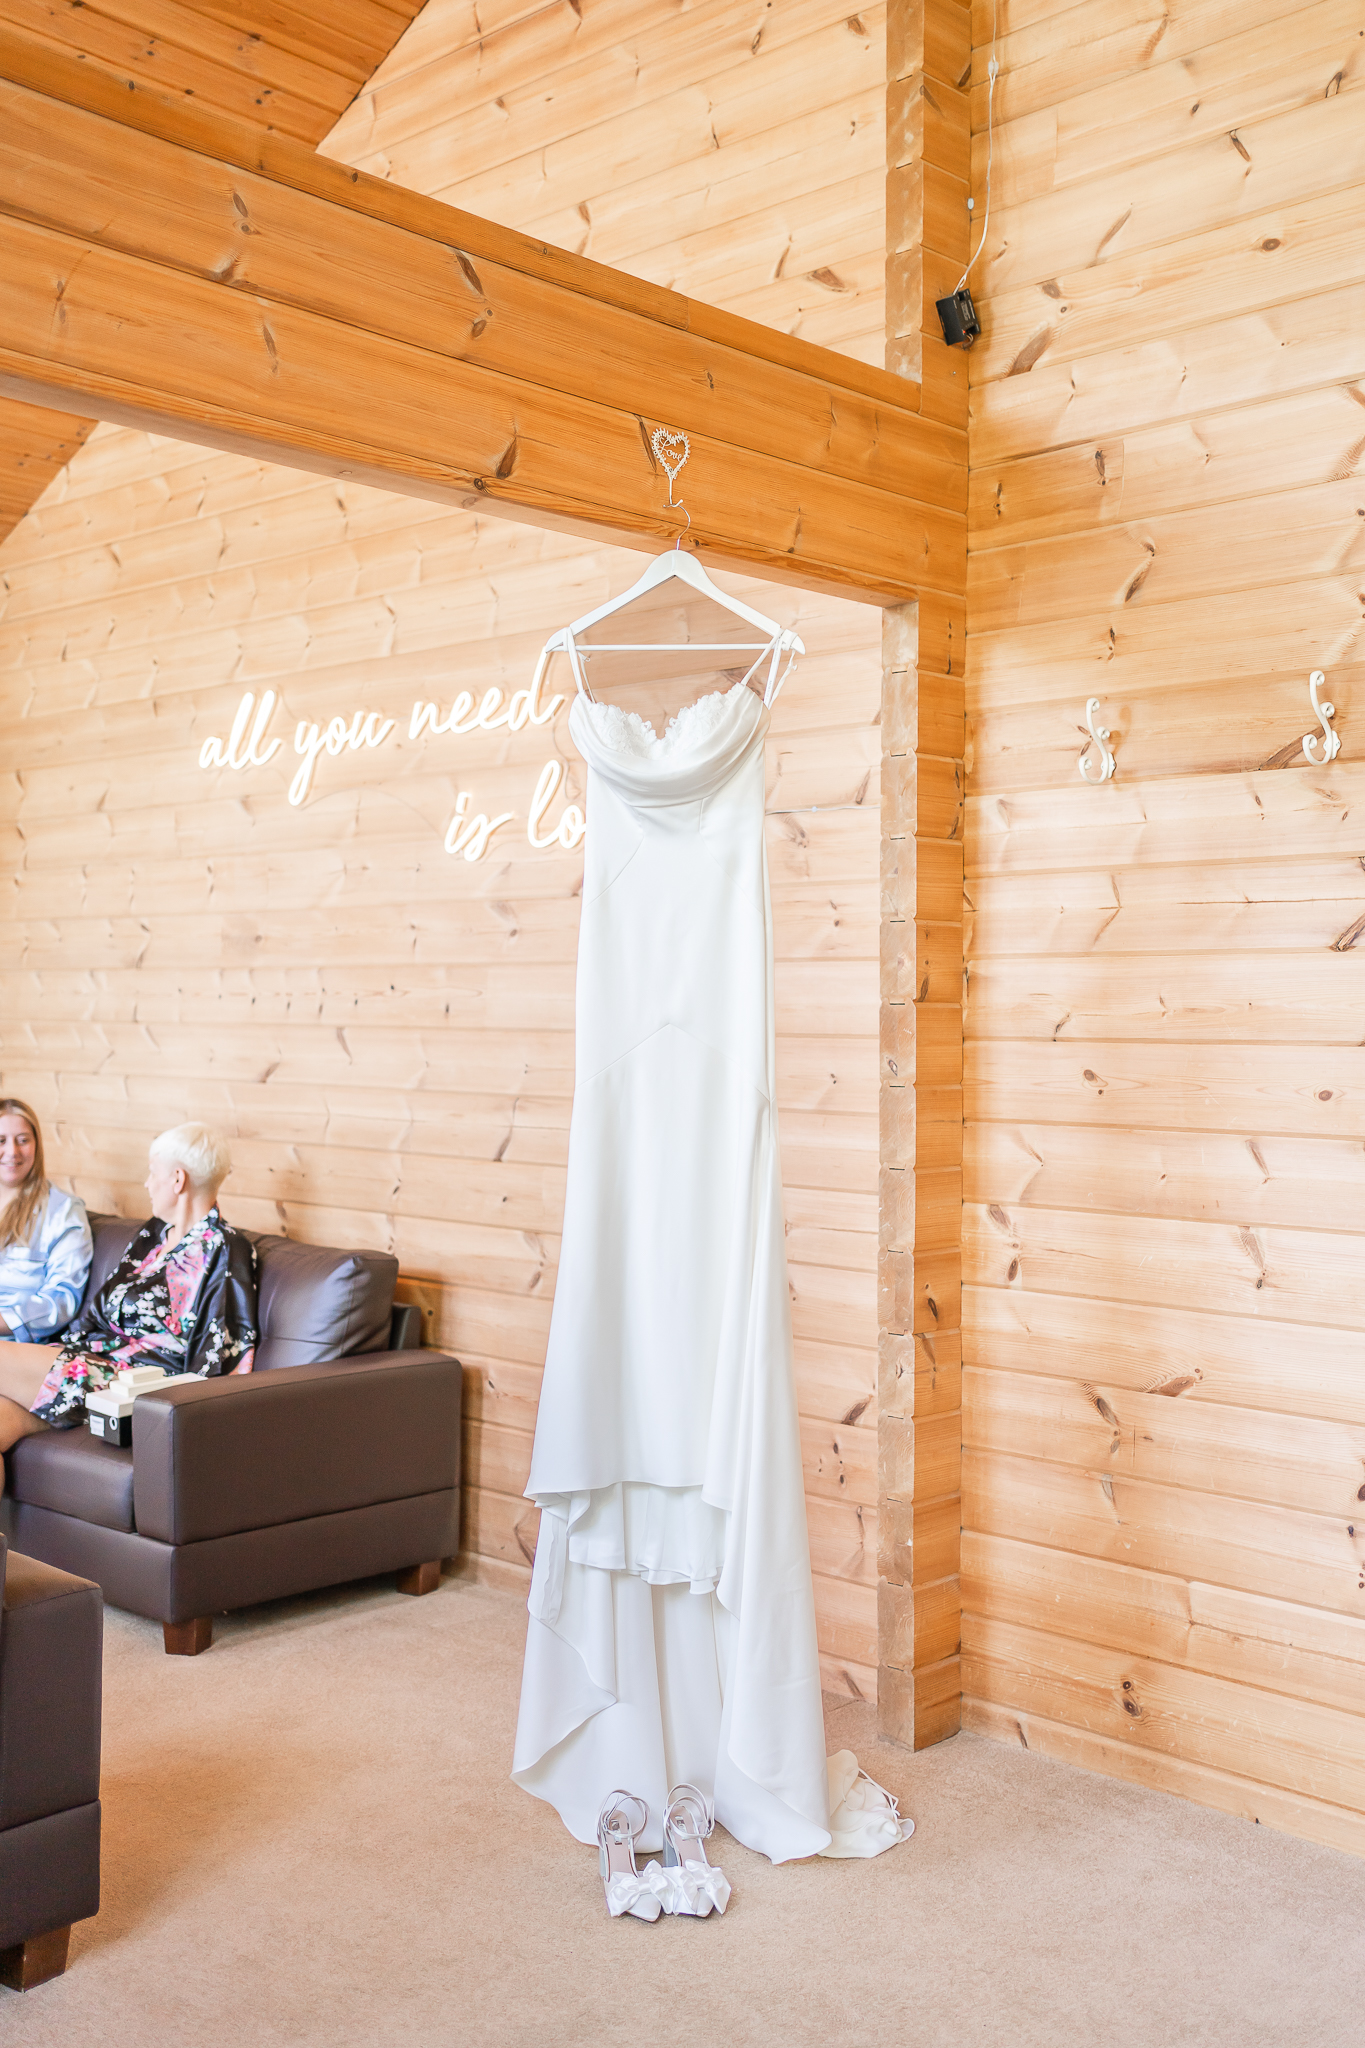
[512, 679, 832, 1862]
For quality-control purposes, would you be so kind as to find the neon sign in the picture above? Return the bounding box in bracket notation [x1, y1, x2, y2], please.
[197, 673, 583, 860]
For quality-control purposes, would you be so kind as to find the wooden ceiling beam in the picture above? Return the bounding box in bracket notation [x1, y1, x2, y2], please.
[0, 0, 430, 547]
[2, 0, 430, 142]
[4, 0, 350, 140]
[191, 0, 425, 84]
[0, 394, 95, 527]
[0, 27, 965, 605]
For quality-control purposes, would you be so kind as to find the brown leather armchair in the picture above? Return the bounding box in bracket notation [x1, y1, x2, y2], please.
[0, 1534, 102, 1991]
[1, 1219, 462, 1655]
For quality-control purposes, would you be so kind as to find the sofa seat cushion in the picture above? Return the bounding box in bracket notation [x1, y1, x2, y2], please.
[6, 1430, 136, 1533]
[251, 1235, 398, 1370]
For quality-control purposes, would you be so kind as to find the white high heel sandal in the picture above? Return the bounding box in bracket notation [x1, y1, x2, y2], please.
[661, 1784, 731, 1917]
[596, 1791, 668, 1922]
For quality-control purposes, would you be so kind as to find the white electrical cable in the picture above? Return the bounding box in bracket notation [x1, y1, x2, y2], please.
[954, 1, 999, 293]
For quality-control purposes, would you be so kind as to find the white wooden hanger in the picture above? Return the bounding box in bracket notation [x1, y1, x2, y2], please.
[529, 429, 804, 710]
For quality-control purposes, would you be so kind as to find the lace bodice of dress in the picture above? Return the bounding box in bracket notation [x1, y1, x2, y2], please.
[588, 683, 750, 761]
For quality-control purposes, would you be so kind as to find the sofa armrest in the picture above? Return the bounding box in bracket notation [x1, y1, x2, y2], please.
[389, 1303, 424, 1351]
[132, 1351, 463, 1547]
[0, 1548, 102, 1831]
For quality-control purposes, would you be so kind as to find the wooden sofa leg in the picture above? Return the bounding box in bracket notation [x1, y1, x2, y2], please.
[396, 1560, 441, 1597]
[164, 1616, 213, 1656]
[0, 1925, 71, 1991]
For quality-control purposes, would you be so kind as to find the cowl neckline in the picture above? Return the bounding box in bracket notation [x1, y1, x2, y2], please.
[569, 681, 768, 808]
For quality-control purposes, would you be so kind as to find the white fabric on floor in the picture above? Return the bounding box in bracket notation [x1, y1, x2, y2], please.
[821, 1750, 917, 1858]
[512, 681, 831, 1863]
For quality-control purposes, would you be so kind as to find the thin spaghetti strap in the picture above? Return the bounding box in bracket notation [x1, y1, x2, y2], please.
[533, 630, 594, 704]
[764, 635, 798, 708]
[733, 634, 779, 698]
[562, 632, 595, 703]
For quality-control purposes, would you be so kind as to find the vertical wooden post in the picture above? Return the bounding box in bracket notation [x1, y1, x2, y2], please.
[879, 0, 969, 1749]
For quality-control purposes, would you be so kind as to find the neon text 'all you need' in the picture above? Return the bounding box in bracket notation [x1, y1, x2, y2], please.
[196, 673, 584, 861]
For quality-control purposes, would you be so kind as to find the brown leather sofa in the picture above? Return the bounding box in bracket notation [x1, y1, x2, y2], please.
[0, 1533, 102, 1991]
[1, 1217, 462, 1655]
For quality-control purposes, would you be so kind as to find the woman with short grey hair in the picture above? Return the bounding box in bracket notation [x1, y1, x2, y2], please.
[0, 1122, 259, 1454]
[148, 1122, 235, 1193]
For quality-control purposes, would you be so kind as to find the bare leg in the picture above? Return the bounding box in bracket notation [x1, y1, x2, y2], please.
[0, 1344, 58, 1465]
[0, 1395, 48, 1457]
[0, 1342, 60, 1410]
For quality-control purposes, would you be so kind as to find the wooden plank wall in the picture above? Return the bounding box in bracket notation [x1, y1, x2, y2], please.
[0, 0, 888, 1699]
[961, 0, 1365, 1852]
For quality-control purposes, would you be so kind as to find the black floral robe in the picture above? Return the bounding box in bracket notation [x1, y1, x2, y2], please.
[31, 1207, 259, 1430]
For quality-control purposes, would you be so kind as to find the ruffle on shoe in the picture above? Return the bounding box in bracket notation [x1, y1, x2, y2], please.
[816, 1750, 915, 1859]
[603, 1860, 671, 1920]
[659, 1860, 731, 1917]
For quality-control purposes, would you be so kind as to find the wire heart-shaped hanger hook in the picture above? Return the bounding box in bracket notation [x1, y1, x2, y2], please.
[651, 425, 693, 549]
[651, 425, 689, 504]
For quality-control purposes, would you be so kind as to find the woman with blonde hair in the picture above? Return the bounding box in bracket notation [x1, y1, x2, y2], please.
[0, 1121, 258, 1455]
[0, 1098, 93, 1345]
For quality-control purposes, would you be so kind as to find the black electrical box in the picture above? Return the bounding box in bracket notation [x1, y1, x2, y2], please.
[935, 287, 981, 349]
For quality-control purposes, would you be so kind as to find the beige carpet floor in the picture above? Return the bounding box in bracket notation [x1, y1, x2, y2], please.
[5, 1570, 1363, 2047]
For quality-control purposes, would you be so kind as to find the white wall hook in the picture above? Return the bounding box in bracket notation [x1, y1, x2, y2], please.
[1302, 670, 1341, 765]
[1078, 697, 1116, 783]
